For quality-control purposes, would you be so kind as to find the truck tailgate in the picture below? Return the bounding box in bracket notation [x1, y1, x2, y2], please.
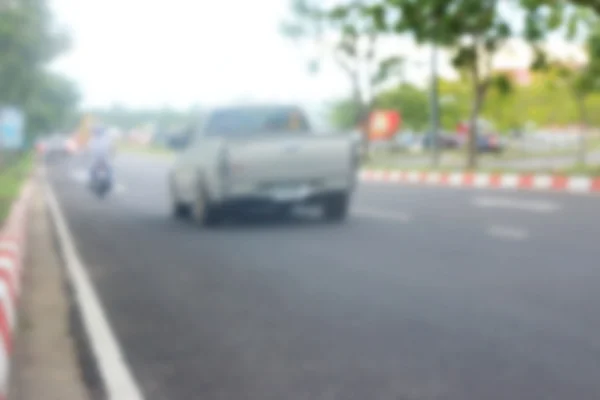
[225, 135, 353, 184]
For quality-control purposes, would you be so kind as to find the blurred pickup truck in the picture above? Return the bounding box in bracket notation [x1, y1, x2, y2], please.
[169, 105, 360, 226]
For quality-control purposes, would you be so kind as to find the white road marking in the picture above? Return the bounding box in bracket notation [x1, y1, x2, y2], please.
[0, 338, 7, 399]
[388, 171, 403, 182]
[500, 174, 519, 189]
[71, 169, 89, 183]
[473, 173, 490, 187]
[44, 175, 145, 400]
[0, 241, 19, 255]
[114, 183, 127, 194]
[533, 175, 553, 190]
[486, 225, 530, 241]
[353, 207, 412, 222]
[406, 171, 420, 183]
[567, 176, 592, 193]
[472, 196, 560, 213]
[370, 170, 385, 181]
[0, 279, 16, 331]
[0, 255, 20, 299]
[425, 172, 441, 184]
[448, 173, 463, 186]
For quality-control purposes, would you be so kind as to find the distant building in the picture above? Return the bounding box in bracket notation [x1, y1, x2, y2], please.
[494, 68, 532, 86]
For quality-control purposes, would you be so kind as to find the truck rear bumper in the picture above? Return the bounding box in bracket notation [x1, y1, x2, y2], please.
[216, 189, 348, 212]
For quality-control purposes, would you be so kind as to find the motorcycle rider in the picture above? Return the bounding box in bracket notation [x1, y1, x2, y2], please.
[87, 123, 115, 185]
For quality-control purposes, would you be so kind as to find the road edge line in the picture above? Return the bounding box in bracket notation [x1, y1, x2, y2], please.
[43, 171, 145, 400]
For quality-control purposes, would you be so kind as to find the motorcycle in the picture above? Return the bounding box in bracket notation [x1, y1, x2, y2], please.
[90, 159, 113, 198]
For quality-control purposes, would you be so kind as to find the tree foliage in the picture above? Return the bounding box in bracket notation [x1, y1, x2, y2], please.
[365, 0, 572, 167]
[26, 72, 80, 135]
[292, 0, 600, 166]
[0, 0, 77, 140]
[331, 67, 600, 135]
[327, 98, 362, 131]
[328, 83, 431, 131]
[374, 84, 430, 130]
[283, 0, 403, 116]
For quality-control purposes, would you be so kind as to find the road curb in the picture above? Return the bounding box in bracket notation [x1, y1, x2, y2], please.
[42, 168, 145, 400]
[0, 177, 34, 400]
[359, 169, 600, 194]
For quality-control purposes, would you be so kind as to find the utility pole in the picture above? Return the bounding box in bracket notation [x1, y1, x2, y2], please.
[430, 42, 440, 167]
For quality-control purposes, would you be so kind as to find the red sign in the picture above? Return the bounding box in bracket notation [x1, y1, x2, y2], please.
[456, 122, 469, 136]
[368, 110, 401, 140]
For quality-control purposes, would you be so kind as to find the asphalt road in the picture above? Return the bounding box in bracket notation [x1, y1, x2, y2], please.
[46, 153, 600, 400]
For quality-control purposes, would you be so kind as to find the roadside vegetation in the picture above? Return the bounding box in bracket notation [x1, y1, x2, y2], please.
[283, 0, 600, 169]
[0, 153, 33, 223]
[364, 157, 600, 178]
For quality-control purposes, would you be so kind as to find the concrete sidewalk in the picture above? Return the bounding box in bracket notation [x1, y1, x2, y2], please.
[8, 183, 91, 400]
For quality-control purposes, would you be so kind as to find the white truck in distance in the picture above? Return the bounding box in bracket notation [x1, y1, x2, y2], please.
[169, 105, 359, 226]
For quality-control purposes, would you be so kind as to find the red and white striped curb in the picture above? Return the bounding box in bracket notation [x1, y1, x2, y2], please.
[0, 181, 33, 400]
[359, 169, 600, 194]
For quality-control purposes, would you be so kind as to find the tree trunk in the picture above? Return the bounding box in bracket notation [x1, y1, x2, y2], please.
[575, 94, 588, 166]
[351, 76, 370, 161]
[467, 83, 486, 169]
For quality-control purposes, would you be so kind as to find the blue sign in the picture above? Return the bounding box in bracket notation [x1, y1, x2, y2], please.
[0, 107, 25, 150]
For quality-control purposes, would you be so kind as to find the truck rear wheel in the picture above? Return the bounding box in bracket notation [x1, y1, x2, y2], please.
[322, 193, 350, 222]
[172, 202, 191, 219]
[170, 178, 191, 219]
[192, 185, 223, 227]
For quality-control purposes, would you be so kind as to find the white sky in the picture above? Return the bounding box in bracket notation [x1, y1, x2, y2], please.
[48, 0, 584, 110]
[49, 0, 355, 109]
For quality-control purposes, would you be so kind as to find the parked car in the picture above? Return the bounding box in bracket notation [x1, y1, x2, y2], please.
[477, 134, 504, 154]
[168, 105, 359, 225]
[167, 132, 191, 150]
[391, 131, 421, 151]
[422, 132, 461, 149]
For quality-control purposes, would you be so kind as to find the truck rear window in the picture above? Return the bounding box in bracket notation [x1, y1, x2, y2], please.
[203, 107, 310, 137]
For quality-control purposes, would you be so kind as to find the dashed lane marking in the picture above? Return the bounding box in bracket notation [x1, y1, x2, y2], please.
[353, 207, 412, 223]
[472, 196, 560, 213]
[486, 225, 530, 241]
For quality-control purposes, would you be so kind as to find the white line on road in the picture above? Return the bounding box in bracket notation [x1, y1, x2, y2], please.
[44, 172, 145, 400]
[353, 207, 412, 222]
[71, 169, 89, 183]
[472, 196, 560, 213]
[486, 225, 530, 241]
[114, 183, 127, 194]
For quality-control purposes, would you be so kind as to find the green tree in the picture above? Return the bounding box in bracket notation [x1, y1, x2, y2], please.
[26, 71, 81, 135]
[384, 0, 513, 167]
[373, 83, 430, 130]
[0, 0, 76, 142]
[526, 2, 600, 163]
[438, 80, 471, 131]
[282, 0, 403, 153]
[562, 0, 600, 15]
[370, 0, 567, 167]
[327, 98, 362, 130]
